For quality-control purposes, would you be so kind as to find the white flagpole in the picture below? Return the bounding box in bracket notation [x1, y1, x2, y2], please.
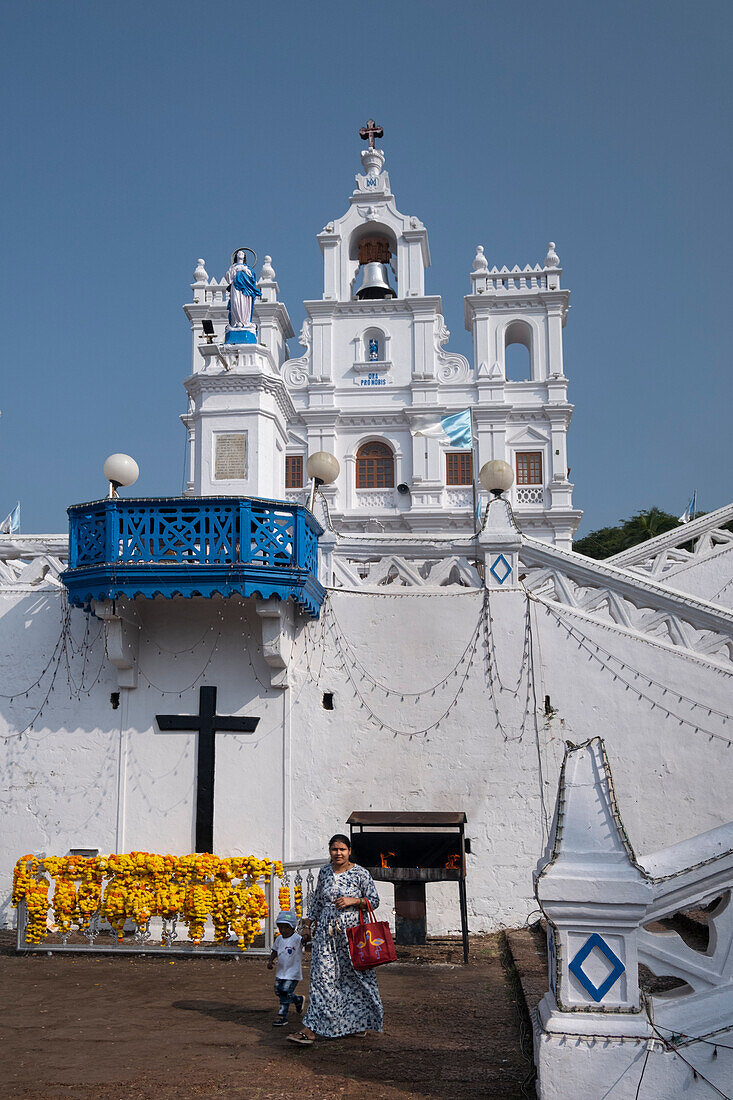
[470, 407, 479, 533]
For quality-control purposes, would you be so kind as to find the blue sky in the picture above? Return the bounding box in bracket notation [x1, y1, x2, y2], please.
[2, 0, 731, 535]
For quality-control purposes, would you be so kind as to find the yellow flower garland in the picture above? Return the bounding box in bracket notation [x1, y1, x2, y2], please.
[12, 852, 284, 949]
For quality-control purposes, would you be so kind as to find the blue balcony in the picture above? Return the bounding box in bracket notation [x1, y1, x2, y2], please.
[61, 497, 325, 618]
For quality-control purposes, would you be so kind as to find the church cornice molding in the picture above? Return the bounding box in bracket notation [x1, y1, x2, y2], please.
[303, 296, 443, 318]
[184, 372, 296, 421]
[254, 300, 294, 339]
[337, 412, 409, 428]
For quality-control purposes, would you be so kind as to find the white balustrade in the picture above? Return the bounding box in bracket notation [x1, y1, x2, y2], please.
[480, 264, 560, 293]
[515, 485, 545, 507]
[446, 487, 474, 508]
[354, 489, 396, 509]
[332, 554, 481, 589]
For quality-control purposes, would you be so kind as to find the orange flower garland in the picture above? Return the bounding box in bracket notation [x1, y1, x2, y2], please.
[11, 852, 285, 949]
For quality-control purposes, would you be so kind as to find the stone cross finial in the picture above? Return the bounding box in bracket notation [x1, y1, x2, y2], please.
[359, 119, 384, 149]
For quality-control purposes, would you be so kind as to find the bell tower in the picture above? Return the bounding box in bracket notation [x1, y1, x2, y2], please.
[464, 242, 581, 548]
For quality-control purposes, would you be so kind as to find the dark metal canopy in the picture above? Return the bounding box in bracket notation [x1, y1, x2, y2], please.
[346, 811, 466, 826]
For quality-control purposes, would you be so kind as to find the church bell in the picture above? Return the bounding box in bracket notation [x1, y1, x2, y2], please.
[354, 236, 396, 300]
[355, 261, 396, 300]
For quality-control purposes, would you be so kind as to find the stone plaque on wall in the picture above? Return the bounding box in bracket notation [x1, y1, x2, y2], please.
[214, 433, 247, 480]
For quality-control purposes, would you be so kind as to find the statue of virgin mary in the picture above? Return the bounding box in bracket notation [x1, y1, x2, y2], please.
[224, 248, 261, 343]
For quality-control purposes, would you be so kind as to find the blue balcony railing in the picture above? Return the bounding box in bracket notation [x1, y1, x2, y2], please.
[61, 497, 325, 618]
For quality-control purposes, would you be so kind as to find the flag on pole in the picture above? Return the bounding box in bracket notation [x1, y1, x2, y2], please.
[678, 491, 697, 524]
[410, 409, 473, 448]
[0, 501, 20, 534]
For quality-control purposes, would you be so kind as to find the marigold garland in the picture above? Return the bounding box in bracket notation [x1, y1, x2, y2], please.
[12, 852, 284, 950]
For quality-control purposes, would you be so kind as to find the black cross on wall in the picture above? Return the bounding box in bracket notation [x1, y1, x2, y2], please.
[156, 686, 260, 853]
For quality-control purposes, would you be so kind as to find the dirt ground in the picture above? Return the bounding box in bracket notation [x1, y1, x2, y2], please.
[0, 933, 535, 1100]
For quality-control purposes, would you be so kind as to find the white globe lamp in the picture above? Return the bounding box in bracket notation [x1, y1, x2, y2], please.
[479, 459, 514, 498]
[103, 453, 139, 498]
[305, 451, 340, 511]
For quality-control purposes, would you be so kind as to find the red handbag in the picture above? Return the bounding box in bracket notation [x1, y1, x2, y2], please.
[346, 902, 397, 970]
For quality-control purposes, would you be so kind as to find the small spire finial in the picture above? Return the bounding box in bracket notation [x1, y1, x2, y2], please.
[359, 118, 383, 150]
[544, 241, 559, 268]
[193, 258, 208, 283]
[473, 245, 489, 272]
[257, 254, 278, 303]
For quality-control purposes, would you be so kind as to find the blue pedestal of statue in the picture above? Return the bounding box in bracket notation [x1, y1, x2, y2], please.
[225, 329, 258, 345]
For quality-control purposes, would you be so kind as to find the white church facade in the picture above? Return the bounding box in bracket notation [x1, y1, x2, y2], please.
[2, 127, 733, 957]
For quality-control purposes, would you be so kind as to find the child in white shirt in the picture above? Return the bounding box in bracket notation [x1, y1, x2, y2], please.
[267, 910, 304, 1026]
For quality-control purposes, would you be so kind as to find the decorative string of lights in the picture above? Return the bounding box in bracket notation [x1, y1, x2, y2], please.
[137, 629, 223, 695]
[0, 601, 71, 701]
[301, 600, 329, 685]
[532, 594, 733, 748]
[0, 598, 107, 741]
[332, 614, 482, 738]
[645, 1004, 732, 1099]
[128, 605, 219, 656]
[712, 573, 733, 602]
[652, 1021, 733, 1051]
[325, 598, 483, 699]
[134, 602, 273, 696]
[484, 588, 532, 694]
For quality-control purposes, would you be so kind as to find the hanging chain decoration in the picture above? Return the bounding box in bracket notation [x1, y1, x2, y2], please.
[301, 597, 329, 685]
[482, 589, 535, 742]
[0, 593, 106, 741]
[531, 592, 733, 748]
[325, 596, 484, 699]
[326, 598, 484, 737]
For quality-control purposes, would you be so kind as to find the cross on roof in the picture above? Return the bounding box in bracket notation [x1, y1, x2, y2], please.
[156, 686, 259, 853]
[359, 119, 383, 150]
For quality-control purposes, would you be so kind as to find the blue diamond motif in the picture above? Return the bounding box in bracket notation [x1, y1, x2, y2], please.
[568, 933, 625, 1003]
[490, 554, 512, 585]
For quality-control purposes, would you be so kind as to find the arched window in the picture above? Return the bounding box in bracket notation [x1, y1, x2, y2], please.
[504, 320, 533, 381]
[356, 441, 394, 488]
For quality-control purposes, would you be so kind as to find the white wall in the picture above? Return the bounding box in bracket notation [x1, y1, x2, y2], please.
[1, 584, 731, 934]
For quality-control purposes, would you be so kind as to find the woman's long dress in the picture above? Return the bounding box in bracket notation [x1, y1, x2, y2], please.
[302, 863, 384, 1037]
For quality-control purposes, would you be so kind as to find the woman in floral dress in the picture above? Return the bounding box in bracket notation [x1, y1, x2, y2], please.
[287, 834, 383, 1044]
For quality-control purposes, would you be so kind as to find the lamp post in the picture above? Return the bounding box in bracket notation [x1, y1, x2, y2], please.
[103, 454, 140, 498]
[305, 452, 340, 512]
[478, 459, 514, 498]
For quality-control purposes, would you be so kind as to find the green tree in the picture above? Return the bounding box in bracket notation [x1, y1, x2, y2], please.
[573, 507, 680, 560]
